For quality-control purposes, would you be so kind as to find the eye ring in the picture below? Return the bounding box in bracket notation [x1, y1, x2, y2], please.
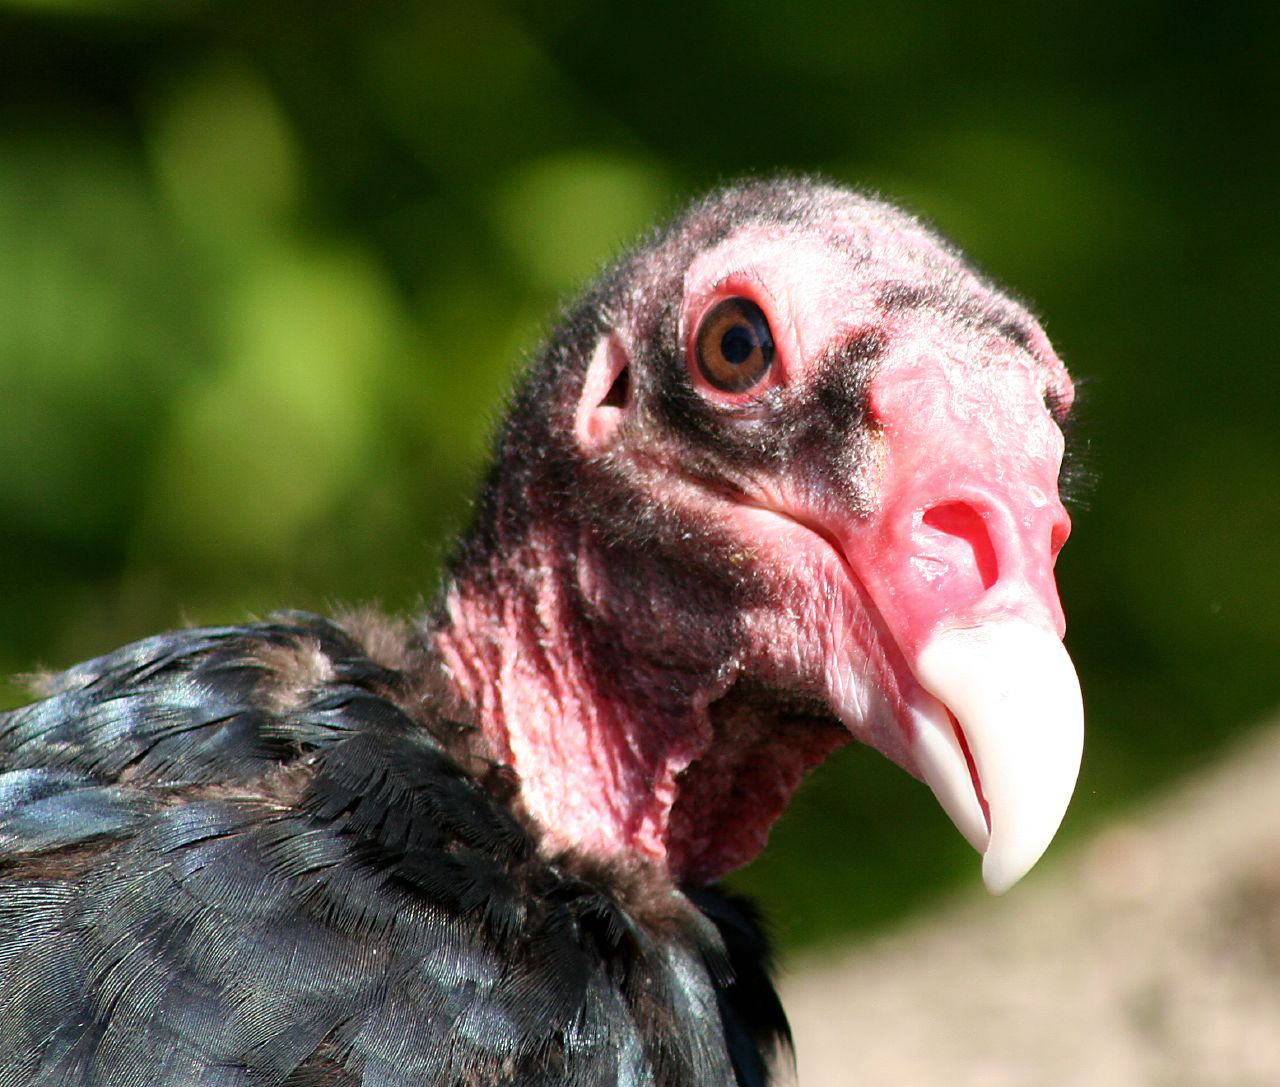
[694, 297, 775, 393]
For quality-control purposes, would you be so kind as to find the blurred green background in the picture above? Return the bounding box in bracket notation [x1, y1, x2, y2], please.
[0, 1, 1276, 950]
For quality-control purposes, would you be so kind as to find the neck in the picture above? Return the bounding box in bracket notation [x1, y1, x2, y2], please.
[430, 474, 848, 884]
[433, 517, 724, 879]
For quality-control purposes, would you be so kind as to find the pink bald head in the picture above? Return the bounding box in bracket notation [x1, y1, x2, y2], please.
[436, 179, 1082, 890]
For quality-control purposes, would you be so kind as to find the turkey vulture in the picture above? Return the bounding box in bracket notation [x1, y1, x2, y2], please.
[0, 178, 1082, 1086]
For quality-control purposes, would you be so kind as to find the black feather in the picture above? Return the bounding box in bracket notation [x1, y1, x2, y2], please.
[0, 616, 786, 1086]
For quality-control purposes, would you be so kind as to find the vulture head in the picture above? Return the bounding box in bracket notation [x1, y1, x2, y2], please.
[434, 178, 1082, 895]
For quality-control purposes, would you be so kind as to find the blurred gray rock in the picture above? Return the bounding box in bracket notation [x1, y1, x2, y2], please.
[781, 719, 1280, 1086]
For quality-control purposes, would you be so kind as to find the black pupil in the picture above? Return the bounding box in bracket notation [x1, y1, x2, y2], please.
[720, 324, 755, 365]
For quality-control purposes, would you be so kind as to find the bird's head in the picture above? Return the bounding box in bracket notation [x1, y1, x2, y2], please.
[437, 179, 1082, 895]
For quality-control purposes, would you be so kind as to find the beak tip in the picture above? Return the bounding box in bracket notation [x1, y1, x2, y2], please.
[982, 861, 1016, 896]
[981, 841, 1044, 895]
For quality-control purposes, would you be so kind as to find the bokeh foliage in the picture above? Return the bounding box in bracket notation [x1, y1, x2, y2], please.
[0, 1, 1276, 948]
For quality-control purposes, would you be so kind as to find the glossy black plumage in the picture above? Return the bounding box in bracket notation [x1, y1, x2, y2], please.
[0, 615, 788, 1086]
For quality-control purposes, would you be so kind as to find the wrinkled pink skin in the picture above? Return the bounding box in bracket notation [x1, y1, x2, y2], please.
[436, 536, 714, 869]
[436, 217, 1073, 886]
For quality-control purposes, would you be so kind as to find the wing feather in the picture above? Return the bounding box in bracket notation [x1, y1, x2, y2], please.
[0, 615, 782, 1086]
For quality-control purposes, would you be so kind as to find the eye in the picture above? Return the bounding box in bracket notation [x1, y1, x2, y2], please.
[694, 297, 775, 393]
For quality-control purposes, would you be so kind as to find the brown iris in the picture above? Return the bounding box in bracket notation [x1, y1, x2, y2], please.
[694, 297, 775, 393]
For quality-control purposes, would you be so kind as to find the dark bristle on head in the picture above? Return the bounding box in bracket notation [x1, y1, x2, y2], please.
[1047, 382, 1095, 510]
[452, 179, 884, 556]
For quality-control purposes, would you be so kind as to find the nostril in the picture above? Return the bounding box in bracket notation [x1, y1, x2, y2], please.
[922, 502, 999, 590]
[1050, 516, 1071, 559]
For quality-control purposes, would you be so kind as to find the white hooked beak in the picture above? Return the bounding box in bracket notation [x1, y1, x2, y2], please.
[911, 620, 1084, 894]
